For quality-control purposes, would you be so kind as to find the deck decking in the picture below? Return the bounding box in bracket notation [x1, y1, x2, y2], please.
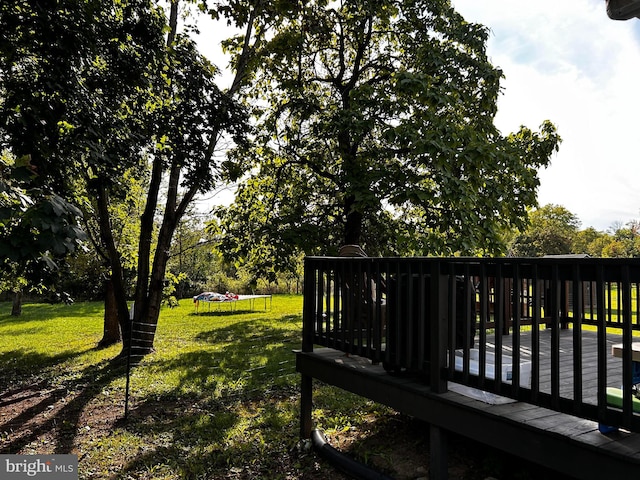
[297, 328, 640, 480]
[477, 328, 627, 404]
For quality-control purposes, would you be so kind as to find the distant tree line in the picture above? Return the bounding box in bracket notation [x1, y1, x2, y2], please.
[508, 204, 640, 258]
[11, 202, 634, 305]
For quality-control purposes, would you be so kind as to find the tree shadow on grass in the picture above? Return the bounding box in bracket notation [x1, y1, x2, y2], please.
[113, 392, 243, 478]
[111, 317, 311, 478]
[194, 315, 300, 343]
[0, 350, 76, 421]
[0, 349, 81, 391]
[151, 318, 300, 400]
[1, 313, 342, 479]
[0, 351, 129, 455]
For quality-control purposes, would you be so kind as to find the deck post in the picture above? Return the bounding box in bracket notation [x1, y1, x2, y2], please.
[300, 257, 317, 438]
[430, 260, 448, 393]
[302, 257, 316, 353]
[300, 373, 313, 438]
[429, 423, 448, 480]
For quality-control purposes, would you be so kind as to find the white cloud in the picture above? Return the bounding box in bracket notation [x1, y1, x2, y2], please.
[453, 0, 640, 230]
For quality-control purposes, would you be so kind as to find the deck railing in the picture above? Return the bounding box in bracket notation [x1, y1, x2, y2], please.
[302, 256, 640, 432]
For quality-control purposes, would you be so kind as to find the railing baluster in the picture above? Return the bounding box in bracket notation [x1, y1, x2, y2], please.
[532, 263, 541, 401]
[430, 259, 447, 393]
[361, 259, 370, 357]
[572, 263, 584, 414]
[493, 263, 504, 394]
[317, 260, 326, 344]
[512, 262, 521, 396]
[618, 280, 623, 328]
[331, 260, 339, 350]
[464, 262, 473, 368]
[323, 266, 331, 343]
[550, 263, 561, 409]
[387, 261, 401, 369]
[607, 282, 613, 325]
[344, 259, 353, 353]
[478, 263, 488, 384]
[622, 265, 633, 428]
[404, 260, 413, 370]
[373, 260, 382, 363]
[448, 263, 456, 358]
[596, 263, 611, 425]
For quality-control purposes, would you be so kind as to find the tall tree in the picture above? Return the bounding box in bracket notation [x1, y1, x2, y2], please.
[0, 150, 86, 305]
[509, 204, 580, 257]
[85, 171, 147, 346]
[573, 227, 608, 257]
[215, 0, 560, 277]
[1, 0, 254, 358]
[124, 3, 254, 359]
[1, 0, 165, 344]
[602, 220, 640, 258]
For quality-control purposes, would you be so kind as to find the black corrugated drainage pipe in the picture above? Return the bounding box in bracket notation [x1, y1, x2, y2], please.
[310, 429, 395, 480]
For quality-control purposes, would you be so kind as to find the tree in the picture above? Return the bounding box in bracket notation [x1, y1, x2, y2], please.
[123, 6, 252, 359]
[2, 0, 164, 339]
[84, 171, 147, 346]
[509, 204, 580, 257]
[573, 227, 608, 257]
[0, 153, 86, 307]
[1, 0, 253, 358]
[215, 0, 560, 277]
[602, 220, 640, 257]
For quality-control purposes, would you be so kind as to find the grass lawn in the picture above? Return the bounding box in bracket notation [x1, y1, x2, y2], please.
[0, 296, 409, 479]
[0, 295, 563, 479]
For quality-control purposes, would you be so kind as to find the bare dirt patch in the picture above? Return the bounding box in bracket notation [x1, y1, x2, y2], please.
[1, 381, 569, 480]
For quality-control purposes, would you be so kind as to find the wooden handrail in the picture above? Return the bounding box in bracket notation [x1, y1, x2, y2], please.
[303, 256, 640, 432]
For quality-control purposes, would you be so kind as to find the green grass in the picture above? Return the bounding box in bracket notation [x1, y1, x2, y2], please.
[0, 295, 393, 479]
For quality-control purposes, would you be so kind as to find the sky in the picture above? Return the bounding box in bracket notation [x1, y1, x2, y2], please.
[451, 0, 640, 231]
[195, 1, 640, 231]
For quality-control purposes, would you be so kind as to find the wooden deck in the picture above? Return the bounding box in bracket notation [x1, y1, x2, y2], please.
[296, 328, 640, 480]
[480, 328, 627, 404]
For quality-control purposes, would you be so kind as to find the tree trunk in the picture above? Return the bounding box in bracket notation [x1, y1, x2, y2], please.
[127, 229, 173, 361]
[127, 159, 185, 360]
[343, 194, 363, 246]
[11, 290, 22, 316]
[94, 180, 133, 358]
[97, 279, 121, 348]
[114, 0, 261, 362]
